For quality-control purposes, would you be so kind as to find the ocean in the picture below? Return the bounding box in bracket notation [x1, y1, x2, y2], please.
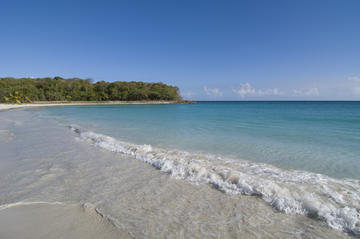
[38, 101, 360, 179]
[0, 101, 359, 238]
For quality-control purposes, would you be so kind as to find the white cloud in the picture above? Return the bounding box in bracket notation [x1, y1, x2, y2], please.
[348, 76, 360, 96]
[232, 83, 282, 98]
[232, 83, 255, 97]
[292, 88, 319, 97]
[257, 88, 282, 96]
[348, 76, 360, 82]
[203, 86, 223, 97]
[203, 83, 321, 98]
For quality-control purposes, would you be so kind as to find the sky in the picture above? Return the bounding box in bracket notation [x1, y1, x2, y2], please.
[1, 0, 360, 100]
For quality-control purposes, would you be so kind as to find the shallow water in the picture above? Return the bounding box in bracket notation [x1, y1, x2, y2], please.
[37, 101, 360, 180]
[0, 106, 359, 238]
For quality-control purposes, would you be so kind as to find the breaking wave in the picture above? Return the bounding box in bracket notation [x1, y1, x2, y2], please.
[69, 125, 360, 236]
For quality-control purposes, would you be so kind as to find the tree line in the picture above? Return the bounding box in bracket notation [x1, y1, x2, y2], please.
[0, 77, 183, 103]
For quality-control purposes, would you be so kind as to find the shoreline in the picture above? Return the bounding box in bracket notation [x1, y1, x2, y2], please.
[0, 100, 194, 111]
[0, 107, 354, 238]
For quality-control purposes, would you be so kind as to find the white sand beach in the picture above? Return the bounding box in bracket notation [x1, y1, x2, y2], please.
[0, 101, 184, 111]
[0, 103, 63, 111]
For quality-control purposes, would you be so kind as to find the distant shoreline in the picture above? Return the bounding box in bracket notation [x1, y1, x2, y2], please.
[0, 100, 195, 111]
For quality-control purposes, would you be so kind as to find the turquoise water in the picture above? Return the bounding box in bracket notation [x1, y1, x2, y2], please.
[36, 101, 360, 180]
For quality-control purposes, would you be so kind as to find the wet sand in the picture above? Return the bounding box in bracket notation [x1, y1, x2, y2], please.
[0, 202, 132, 239]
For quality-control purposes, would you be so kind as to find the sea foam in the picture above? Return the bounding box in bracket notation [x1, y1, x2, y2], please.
[69, 125, 360, 236]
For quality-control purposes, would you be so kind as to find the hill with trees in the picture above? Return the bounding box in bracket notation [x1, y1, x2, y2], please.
[0, 77, 183, 103]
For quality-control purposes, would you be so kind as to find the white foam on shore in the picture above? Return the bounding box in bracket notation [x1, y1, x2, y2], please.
[69, 125, 360, 236]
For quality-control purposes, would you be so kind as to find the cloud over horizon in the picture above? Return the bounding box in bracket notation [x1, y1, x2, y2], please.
[348, 76, 360, 96]
[203, 86, 223, 97]
[232, 83, 283, 98]
[200, 83, 324, 99]
[292, 88, 320, 97]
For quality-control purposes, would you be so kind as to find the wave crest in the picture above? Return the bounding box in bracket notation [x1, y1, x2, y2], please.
[69, 125, 360, 236]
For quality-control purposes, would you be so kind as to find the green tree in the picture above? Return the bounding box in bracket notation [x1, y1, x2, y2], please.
[0, 77, 183, 103]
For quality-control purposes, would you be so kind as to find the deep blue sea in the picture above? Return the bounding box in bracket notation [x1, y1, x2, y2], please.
[36, 101, 360, 180]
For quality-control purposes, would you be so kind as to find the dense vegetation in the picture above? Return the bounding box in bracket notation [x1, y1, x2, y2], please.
[0, 77, 182, 103]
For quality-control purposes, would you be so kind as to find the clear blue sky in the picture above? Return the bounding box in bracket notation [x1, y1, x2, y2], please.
[1, 0, 360, 100]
